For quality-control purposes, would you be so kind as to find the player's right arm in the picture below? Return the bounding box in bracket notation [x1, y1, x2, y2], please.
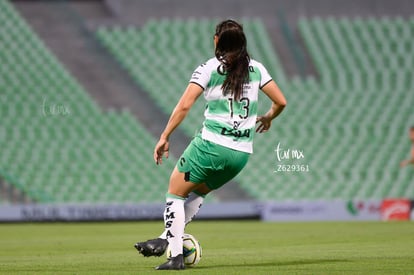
[400, 146, 414, 167]
[256, 80, 287, 133]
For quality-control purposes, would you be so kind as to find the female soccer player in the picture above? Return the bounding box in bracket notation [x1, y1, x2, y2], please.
[135, 19, 287, 270]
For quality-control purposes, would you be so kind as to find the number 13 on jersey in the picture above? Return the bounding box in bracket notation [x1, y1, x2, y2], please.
[228, 97, 250, 119]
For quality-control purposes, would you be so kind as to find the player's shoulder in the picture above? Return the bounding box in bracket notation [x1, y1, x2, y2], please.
[190, 57, 219, 86]
[197, 57, 220, 69]
[249, 58, 267, 69]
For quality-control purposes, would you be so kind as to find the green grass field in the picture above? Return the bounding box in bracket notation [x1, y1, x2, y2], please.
[1, 221, 413, 274]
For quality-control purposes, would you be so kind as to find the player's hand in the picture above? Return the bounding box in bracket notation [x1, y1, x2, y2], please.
[256, 115, 272, 133]
[400, 160, 408, 168]
[154, 137, 169, 165]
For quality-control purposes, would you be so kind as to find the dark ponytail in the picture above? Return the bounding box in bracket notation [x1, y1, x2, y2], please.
[215, 20, 250, 100]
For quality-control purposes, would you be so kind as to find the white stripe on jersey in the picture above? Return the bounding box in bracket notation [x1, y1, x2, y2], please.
[190, 57, 272, 153]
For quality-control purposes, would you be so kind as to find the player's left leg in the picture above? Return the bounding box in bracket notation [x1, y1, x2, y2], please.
[155, 167, 204, 270]
[136, 167, 207, 270]
[134, 183, 210, 258]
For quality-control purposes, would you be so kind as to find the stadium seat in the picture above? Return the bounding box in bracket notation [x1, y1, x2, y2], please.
[3, 0, 413, 203]
[193, 16, 413, 200]
[0, 1, 197, 203]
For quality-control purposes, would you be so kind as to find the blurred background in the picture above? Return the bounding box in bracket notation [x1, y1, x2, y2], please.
[0, 0, 413, 221]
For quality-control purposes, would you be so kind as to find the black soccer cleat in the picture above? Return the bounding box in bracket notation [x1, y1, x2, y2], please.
[134, 238, 169, 257]
[155, 254, 185, 270]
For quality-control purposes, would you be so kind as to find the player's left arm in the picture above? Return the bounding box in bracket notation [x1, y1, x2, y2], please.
[154, 83, 203, 164]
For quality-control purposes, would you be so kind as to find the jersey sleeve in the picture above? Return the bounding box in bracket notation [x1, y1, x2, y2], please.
[189, 62, 210, 90]
[257, 62, 273, 89]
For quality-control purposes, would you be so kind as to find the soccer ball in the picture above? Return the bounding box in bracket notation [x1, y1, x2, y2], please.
[166, 233, 202, 267]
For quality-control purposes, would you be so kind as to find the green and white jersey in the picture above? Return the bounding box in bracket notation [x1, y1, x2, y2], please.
[190, 57, 272, 153]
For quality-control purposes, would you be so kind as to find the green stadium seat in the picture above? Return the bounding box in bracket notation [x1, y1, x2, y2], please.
[0, 0, 194, 203]
[4, 2, 413, 204]
[234, 16, 414, 200]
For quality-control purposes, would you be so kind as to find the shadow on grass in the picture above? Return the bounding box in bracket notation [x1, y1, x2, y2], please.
[197, 258, 350, 269]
